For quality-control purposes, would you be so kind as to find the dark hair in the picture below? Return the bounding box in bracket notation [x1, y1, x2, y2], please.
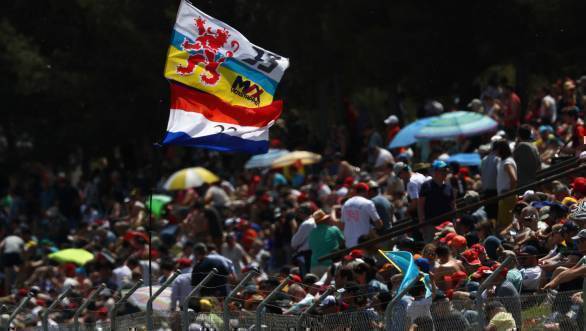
[517, 125, 533, 141]
[476, 219, 494, 235]
[194, 243, 208, 255]
[435, 244, 451, 258]
[493, 139, 512, 158]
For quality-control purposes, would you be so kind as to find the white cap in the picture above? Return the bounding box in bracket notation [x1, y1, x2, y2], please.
[384, 115, 399, 125]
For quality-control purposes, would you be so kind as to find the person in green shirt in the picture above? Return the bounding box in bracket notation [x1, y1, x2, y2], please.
[308, 209, 345, 277]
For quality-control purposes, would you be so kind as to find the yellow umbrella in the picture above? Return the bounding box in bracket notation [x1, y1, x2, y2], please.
[163, 167, 219, 190]
[271, 151, 322, 169]
[48, 248, 94, 266]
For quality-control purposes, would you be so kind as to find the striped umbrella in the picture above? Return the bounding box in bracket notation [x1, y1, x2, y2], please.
[388, 118, 433, 149]
[163, 167, 219, 190]
[128, 286, 172, 312]
[271, 151, 322, 169]
[245, 149, 289, 169]
[415, 111, 497, 140]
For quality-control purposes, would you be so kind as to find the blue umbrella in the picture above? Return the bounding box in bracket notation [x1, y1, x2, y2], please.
[244, 149, 289, 169]
[388, 118, 433, 149]
[415, 111, 497, 140]
[446, 153, 481, 167]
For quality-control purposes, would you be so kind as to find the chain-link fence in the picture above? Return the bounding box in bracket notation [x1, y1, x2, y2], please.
[2, 287, 584, 331]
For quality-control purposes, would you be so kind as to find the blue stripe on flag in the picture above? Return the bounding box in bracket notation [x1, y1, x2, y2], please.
[169, 29, 277, 95]
[162, 131, 269, 154]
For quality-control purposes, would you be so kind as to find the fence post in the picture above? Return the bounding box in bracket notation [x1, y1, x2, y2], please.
[181, 268, 218, 331]
[582, 277, 586, 331]
[73, 283, 105, 331]
[296, 287, 335, 331]
[474, 256, 513, 331]
[110, 279, 143, 331]
[6, 292, 33, 331]
[255, 276, 290, 331]
[42, 286, 73, 331]
[384, 274, 423, 331]
[223, 270, 256, 331]
[146, 269, 181, 331]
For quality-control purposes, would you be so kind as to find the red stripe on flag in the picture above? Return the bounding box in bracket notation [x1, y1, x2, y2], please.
[170, 83, 282, 127]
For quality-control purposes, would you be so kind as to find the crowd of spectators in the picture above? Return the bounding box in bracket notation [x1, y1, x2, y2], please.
[1, 75, 586, 330]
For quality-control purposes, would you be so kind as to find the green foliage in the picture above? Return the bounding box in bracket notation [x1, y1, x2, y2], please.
[0, 0, 585, 160]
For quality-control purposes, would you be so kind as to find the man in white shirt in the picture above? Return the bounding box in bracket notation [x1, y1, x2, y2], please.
[517, 245, 542, 292]
[290, 204, 316, 275]
[341, 183, 383, 248]
[112, 257, 139, 289]
[170, 272, 193, 311]
[371, 146, 394, 169]
[394, 162, 429, 217]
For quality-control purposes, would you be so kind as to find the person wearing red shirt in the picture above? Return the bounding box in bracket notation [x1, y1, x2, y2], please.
[384, 115, 401, 146]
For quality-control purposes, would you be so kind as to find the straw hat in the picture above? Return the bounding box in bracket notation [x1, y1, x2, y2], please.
[312, 209, 331, 224]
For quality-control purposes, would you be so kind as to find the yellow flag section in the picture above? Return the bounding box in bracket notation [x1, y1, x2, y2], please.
[164, 0, 289, 108]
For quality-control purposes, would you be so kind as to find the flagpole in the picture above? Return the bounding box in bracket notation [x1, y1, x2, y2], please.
[148, 143, 163, 299]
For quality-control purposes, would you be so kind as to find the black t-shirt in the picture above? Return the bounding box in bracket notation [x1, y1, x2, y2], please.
[191, 255, 230, 296]
[420, 180, 454, 220]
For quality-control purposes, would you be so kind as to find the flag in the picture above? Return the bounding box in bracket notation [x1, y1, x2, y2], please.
[163, 83, 282, 154]
[164, 0, 289, 108]
[380, 250, 432, 297]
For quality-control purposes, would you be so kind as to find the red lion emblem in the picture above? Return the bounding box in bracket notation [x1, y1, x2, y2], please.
[176, 17, 240, 85]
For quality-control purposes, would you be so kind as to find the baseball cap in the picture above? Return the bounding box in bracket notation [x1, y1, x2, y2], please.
[471, 266, 493, 280]
[448, 235, 467, 249]
[461, 249, 481, 265]
[439, 232, 457, 243]
[354, 182, 369, 193]
[519, 245, 539, 256]
[432, 160, 448, 170]
[393, 162, 410, 174]
[570, 177, 586, 194]
[562, 197, 578, 207]
[470, 243, 486, 256]
[384, 115, 399, 125]
[562, 220, 579, 233]
[571, 229, 586, 241]
[435, 221, 454, 231]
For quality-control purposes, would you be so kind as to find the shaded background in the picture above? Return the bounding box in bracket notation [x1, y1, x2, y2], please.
[1, 0, 586, 168]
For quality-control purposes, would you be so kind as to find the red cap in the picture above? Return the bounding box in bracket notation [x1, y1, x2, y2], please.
[176, 258, 192, 267]
[354, 182, 369, 192]
[439, 232, 457, 243]
[571, 177, 586, 194]
[290, 274, 302, 283]
[350, 249, 365, 259]
[461, 249, 481, 266]
[435, 221, 454, 231]
[470, 243, 486, 256]
[471, 266, 493, 280]
[448, 235, 467, 249]
[343, 177, 355, 187]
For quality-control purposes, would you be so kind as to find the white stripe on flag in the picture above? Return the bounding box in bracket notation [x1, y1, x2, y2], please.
[166, 109, 271, 141]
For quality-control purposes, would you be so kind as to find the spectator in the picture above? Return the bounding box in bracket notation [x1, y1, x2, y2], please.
[191, 243, 233, 297]
[368, 181, 395, 232]
[394, 162, 429, 220]
[418, 160, 455, 241]
[308, 209, 344, 277]
[340, 183, 382, 248]
[494, 139, 517, 231]
[513, 125, 541, 187]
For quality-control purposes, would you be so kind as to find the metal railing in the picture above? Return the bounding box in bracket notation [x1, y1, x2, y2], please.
[3, 271, 584, 331]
